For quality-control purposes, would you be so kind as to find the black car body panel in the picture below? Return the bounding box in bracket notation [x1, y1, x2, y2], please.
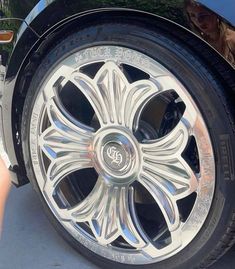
[0, 0, 235, 185]
[199, 0, 235, 26]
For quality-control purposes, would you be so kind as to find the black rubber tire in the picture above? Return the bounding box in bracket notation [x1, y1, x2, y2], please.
[22, 23, 235, 269]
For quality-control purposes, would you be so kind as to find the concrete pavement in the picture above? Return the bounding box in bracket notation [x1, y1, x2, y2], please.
[0, 184, 234, 269]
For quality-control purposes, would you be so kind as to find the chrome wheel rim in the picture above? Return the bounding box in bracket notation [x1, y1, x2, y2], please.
[29, 46, 215, 264]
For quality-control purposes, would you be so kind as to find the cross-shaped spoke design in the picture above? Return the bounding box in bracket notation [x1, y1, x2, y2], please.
[34, 53, 214, 262]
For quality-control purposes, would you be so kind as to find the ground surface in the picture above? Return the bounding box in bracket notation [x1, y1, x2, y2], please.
[1, 184, 235, 269]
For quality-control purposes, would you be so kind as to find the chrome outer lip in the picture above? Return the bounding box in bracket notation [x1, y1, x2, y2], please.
[29, 46, 215, 264]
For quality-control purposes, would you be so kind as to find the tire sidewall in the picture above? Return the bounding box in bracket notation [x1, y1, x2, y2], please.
[22, 23, 235, 269]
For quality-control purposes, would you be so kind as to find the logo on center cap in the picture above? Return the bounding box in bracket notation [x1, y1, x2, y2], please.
[106, 146, 123, 166]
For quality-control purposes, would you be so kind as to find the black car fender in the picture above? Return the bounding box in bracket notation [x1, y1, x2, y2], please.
[1, 0, 235, 185]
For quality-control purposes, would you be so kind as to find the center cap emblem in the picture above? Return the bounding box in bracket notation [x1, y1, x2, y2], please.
[106, 146, 123, 166]
[103, 142, 128, 171]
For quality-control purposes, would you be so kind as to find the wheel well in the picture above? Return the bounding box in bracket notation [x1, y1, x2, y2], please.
[12, 10, 235, 183]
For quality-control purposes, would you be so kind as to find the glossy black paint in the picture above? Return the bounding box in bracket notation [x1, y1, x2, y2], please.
[0, 0, 235, 185]
[199, 0, 235, 26]
[25, 1, 188, 36]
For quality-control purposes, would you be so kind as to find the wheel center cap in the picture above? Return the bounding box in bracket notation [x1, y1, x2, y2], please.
[103, 141, 129, 172]
[93, 128, 140, 182]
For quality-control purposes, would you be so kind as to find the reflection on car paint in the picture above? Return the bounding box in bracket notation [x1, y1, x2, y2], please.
[185, 0, 235, 67]
[0, 0, 235, 69]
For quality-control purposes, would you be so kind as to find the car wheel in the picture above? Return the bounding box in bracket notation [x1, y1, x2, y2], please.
[22, 23, 235, 269]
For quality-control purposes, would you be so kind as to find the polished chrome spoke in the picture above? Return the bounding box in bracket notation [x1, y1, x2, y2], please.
[117, 186, 147, 248]
[140, 111, 198, 194]
[67, 178, 148, 248]
[70, 61, 160, 130]
[139, 173, 181, 233]
[68, 178, 106, 218]
[123, 79, 160, 131]
[139, 173, 183, 254]
[39, 98, 94, 195]
[72, 179, 120, 245]
[42, 65, 75, 101]
[139, 112, 198, 233]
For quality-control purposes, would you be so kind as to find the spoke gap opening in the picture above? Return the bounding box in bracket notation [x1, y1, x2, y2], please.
[59, 81, 100, 130]
[80, 62, 105, 79]
[134, 182, 171, 249]
[122, 64, 150, 83]
[135, 91, 186, 142]
[53, 168, 98, 209]
[177, 192, 197, 222]
[182, 136, 200, 174]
